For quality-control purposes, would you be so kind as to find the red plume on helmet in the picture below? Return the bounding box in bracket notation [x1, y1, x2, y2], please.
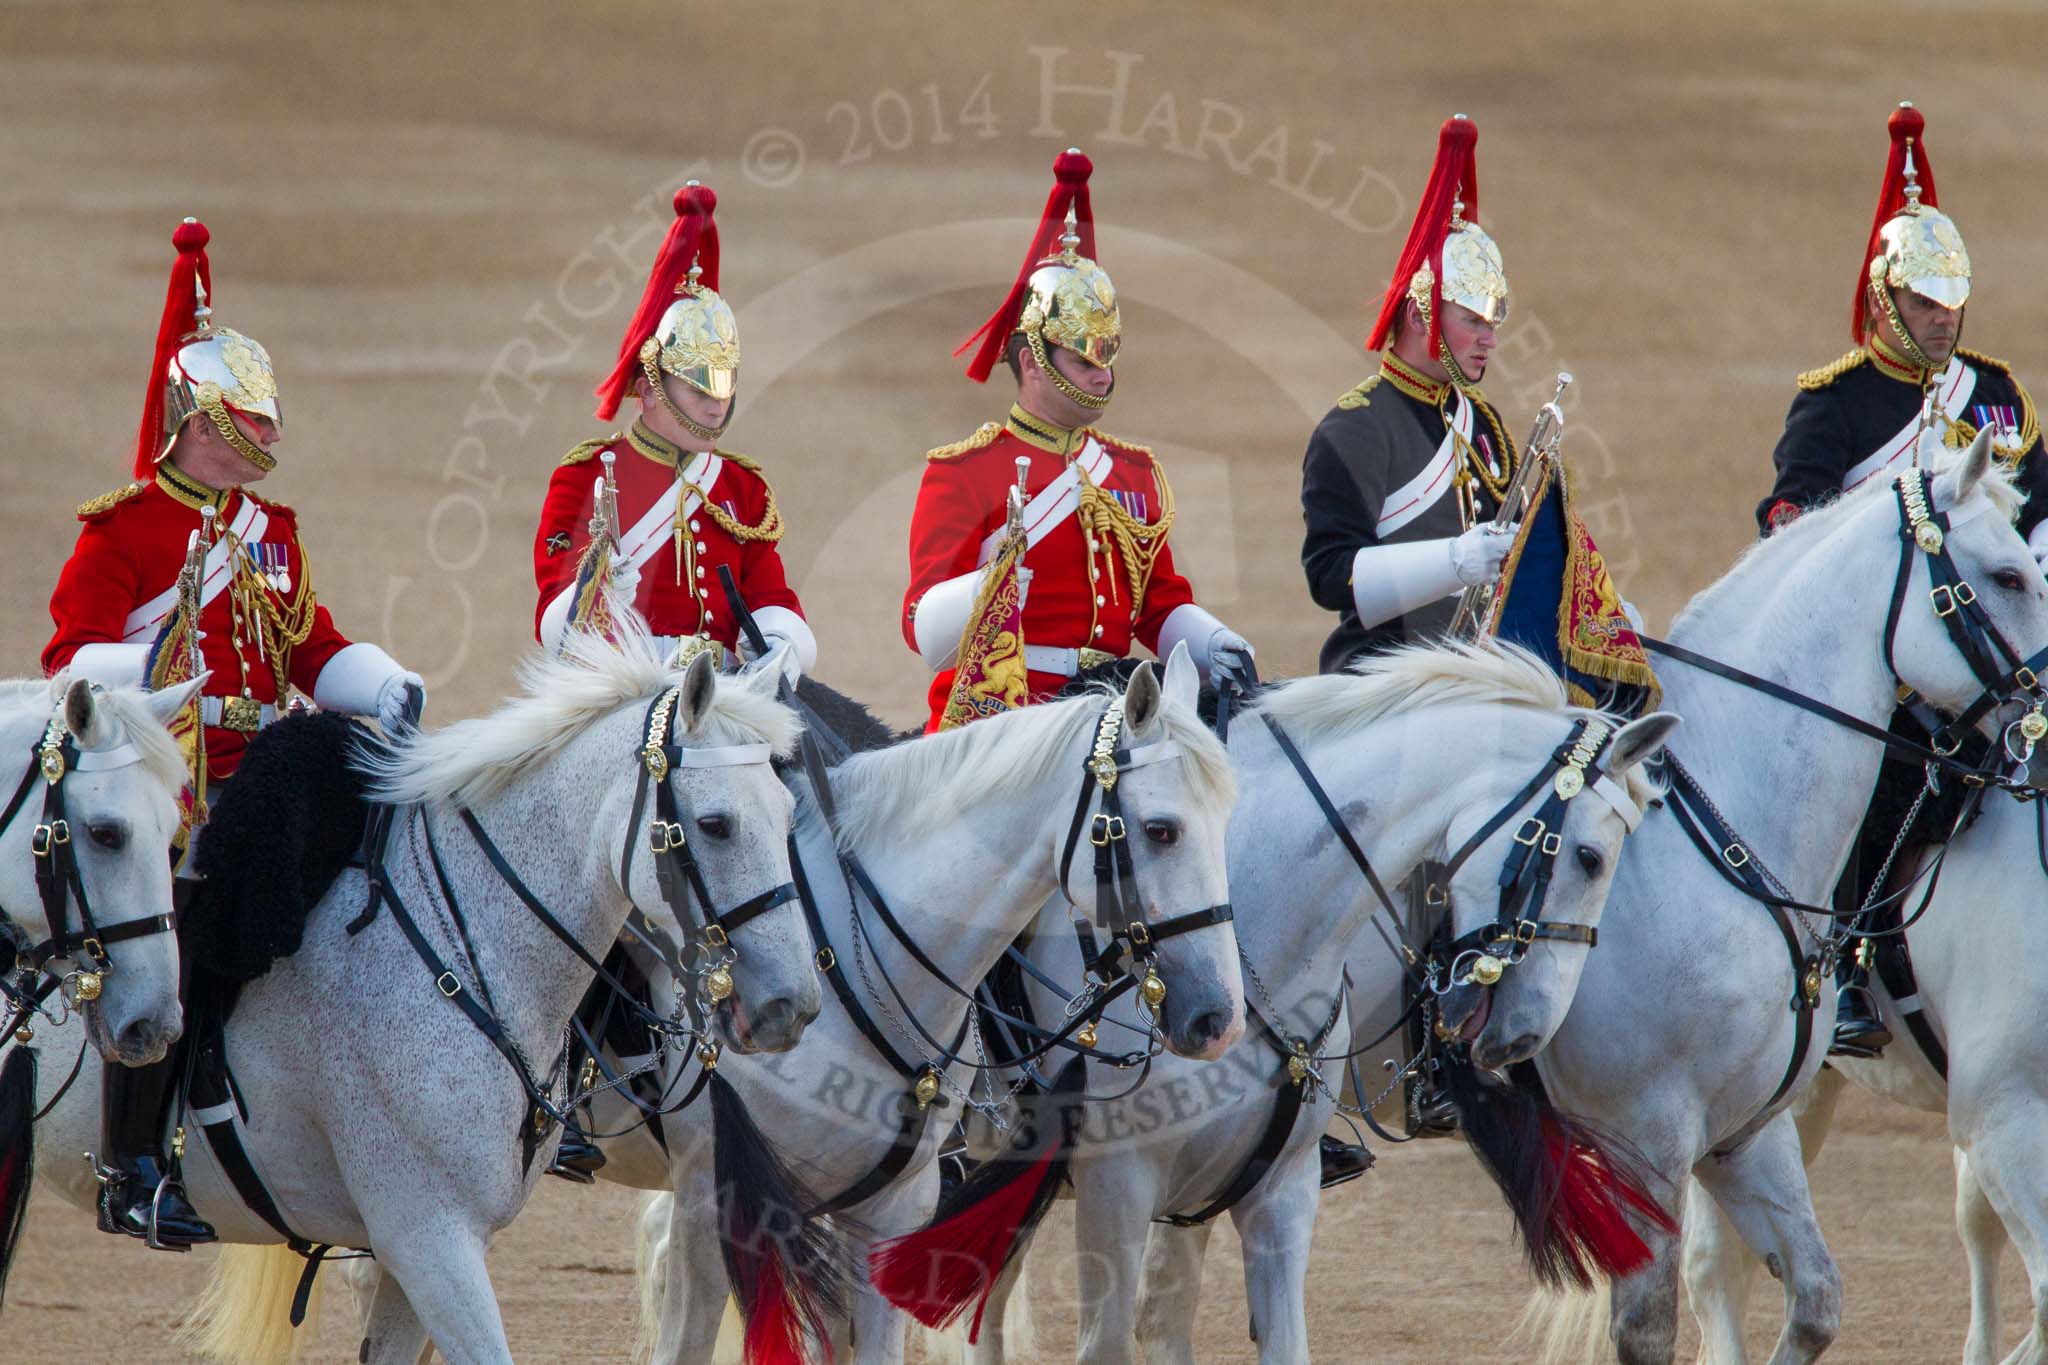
[1853, 102, 1942, 344]
[1367, 116, 1480, 354]
[955, 148, 1098, 383]
[132, 218, 215, 480]
[594, 183, 722, 421]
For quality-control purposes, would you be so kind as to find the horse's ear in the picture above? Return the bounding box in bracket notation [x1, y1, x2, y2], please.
[677, 651, 718, 735]
[1160, 641, 1199, 719]
[739, 641, 791, 696]
[141, 673, 210, 730]
[1932, 427, 1995, 511]
[63, 678, 103, 749]
[1606, 712, 1681, 777]
[1123, 660, 1162, 737]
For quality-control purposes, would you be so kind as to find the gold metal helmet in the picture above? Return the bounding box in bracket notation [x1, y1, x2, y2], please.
[640, 257, 740, 402]
[1020, 209, 1123, 372]
[960, 148, 1118, 408]
[1412, 209, 1511, 330]
[1369, 116, 1508, 387]
[133, 218, 281, 479]
[1857, 102, 1971, 347]
[596, 181, 735, 435]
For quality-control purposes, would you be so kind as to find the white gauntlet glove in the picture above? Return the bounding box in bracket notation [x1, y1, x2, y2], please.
[1205, 627, 1256, 690]
[1449, 522, 1518, 587]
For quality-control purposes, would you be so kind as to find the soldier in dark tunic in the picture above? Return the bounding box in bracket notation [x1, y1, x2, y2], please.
[1300, 115, 1520, 677]
[1759, 103, 2046, 1056]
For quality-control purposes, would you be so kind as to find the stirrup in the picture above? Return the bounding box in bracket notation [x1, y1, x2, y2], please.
[144, 1177, 193, 1253]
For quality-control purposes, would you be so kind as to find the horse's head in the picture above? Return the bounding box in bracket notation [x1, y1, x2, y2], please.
[1428, 707, 1679, 1073]
[1064, 644, 1243, 1060]
[626, 651, 817, 1055]
[1874, 431, 2048, 740]
[16, 676, 203, 1066]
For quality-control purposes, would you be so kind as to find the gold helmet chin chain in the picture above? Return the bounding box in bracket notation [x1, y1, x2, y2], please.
[1870, 274, 1943, 375]
[639, 344, 733, 444]
[192, 382, 276, 473]
[1028, 330, 1111, 410]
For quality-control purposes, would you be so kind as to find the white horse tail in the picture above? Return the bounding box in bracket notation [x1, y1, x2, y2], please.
[632, 1189, 747, 1365]
[1512, 1282, 1614, 1365]
[0, 1047, 36, 1309]
[180, 1243, 321, 1364]
[635, 1191, 672, 1360]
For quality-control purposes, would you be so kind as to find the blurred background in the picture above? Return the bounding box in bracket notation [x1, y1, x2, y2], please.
[6, 2, 2041, 1357]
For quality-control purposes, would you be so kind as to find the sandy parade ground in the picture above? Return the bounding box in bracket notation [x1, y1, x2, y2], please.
[5, 1, 2048, 1358]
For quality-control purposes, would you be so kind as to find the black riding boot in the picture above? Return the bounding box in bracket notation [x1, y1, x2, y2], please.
[1317, 1134, 1375, 1187]
[549, 943, 659, 1182]
[1830, 958, 1891, 1059]
[97, 1054, 214, 1247]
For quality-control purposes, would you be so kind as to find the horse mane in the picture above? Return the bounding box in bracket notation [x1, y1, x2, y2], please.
[825, 686, 1235, 855]
[359, 623, 799, 807]
[1251, 639, 1662, 808]
[5, 676, 187, 799]
[1674, 445, 2021, 632]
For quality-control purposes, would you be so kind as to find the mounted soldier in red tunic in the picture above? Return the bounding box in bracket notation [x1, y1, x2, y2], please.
[533, 182, 813, 679]
[902, 149, 1252, 733]
[44, 218, 424, 1246]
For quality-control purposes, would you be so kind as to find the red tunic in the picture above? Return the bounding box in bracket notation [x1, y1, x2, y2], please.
[533, 425, 803, 650]
[43, 470, 352, 781]
[903, 407, 1196, 728]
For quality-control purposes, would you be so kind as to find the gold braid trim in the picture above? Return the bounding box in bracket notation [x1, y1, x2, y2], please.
[229, 534, 319, 696]
[926, 423, 1003, 461]
[692, 452, 783, 544]
[1799, 349, 1869, 391]
[559, 436, 617, 467]
[1076, 454, 1175, 613]
[77, 482, 147, 519]
[1336, 375, 1381, 410]
[1467, 397, 1517, 501]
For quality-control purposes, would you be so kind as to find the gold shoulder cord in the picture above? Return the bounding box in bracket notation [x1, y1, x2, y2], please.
[1075, 450, 1175, 631]
[223, 524, 319, 699]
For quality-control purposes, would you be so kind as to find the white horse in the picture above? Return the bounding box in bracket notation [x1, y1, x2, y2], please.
[1345, 436, 2048, 1363]
[960, 641, 1679, 1365]
[0, 675, 201, 1069]
[29, 630, 819, 1363]
[613, 647, 1243, 1364]
[0, 673, 203, 1301]
[1679, 780, 2048, 1365]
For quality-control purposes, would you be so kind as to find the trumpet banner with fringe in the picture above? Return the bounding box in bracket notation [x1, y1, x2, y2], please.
[1488, 461, 1660, 716]
[938, 531, 1029, 732]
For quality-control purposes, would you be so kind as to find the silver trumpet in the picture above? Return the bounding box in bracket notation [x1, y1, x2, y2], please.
[1448, 372, 1573, 641]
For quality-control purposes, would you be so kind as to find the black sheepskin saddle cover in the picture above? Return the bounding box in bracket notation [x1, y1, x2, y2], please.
[188, 712, 374, 983]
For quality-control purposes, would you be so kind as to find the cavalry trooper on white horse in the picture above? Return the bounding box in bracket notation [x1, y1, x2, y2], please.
[1755, 102, 2048, 1057]
[533, 181, 814, 1180]
[41, 218, 425, 1248]
[1299, 115, 1656, 1136]
[902, 148, 1253, 733]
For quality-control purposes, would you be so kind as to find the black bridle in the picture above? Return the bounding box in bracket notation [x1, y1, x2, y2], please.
[1, 703, 179, 1045]
[1056, 694, 1236, 996]
[620, 682, 800, 1012]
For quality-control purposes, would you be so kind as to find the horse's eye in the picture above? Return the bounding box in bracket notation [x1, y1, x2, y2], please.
[696, 815, 731, 840]
[1575, 845, 1603, 877]
[87, 822, 126, 851]
[1992, 568, 2029, 592]
[1143, 819, 1180, 846]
